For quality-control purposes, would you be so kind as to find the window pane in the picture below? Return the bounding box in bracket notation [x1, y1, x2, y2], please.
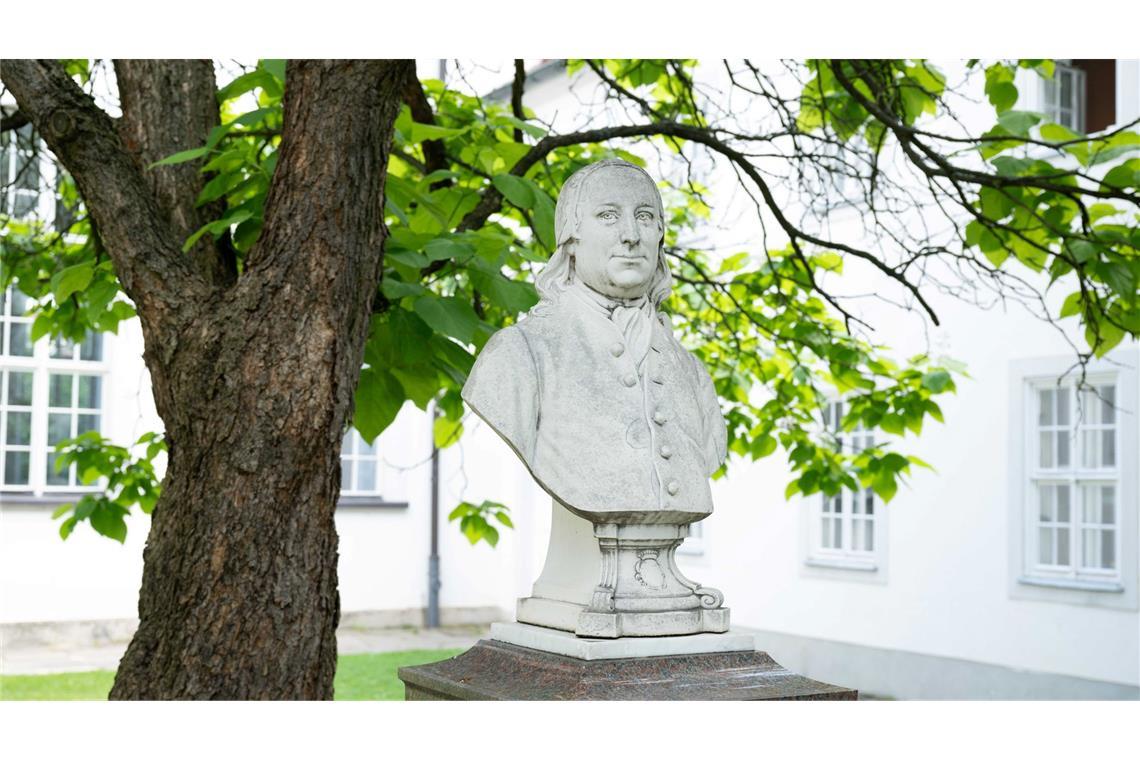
[77, 376, 101, 409]
[1039, 432, 1054, 468]
[357, 435, 375, 456]
[1039, 484, 1055, 521]
[5, 411, 31, 445]
[1056, 432, 1069, 467]
[1038, 389, 1053, 426]
[46, 453, 69, 485]
[1056, 485, 1070, 522]
[864, 521, 874, 552]
[8, 323, 33, 356]
[1101, 486, 1115, 525]
[1039, 527, 1053, 564]
[1100, 385, 1115, 424]
[341, 459, 353, 491]
[1056, 389, 1069, 425]
[77, 413, 99, 435]
[49, 374, 73, 407]
[10, 290, 30, 316]
[79, 332, 103, 362]
[48, 412, 72, 444]
[1102, 531, 1115, 570]
[342, 429, 355, 455]
[1101, 430, 1115, 468]
[7, 372, 33, 406]
[834, 519, 843, 549]
[1060, 70, 1073, 108]
[1057, 528, 1070, 566]
[1082, 430, 1100, 468]
[357, 460, 376, 492]
[49, 335, 75, 359]
[4, 451, 30, 485]
[865, 489, 874, 516]
[1082, 529, 1099, 569]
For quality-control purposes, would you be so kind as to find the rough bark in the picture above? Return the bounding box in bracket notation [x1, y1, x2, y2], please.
[2, 59, 413, 699]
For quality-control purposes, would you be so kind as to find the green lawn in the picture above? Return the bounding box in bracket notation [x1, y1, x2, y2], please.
[0, 648, 463, 701]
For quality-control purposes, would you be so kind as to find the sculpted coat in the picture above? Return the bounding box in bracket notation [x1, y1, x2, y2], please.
[462, 283, 727, 521]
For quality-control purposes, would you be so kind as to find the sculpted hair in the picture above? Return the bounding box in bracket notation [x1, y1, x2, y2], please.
[534, 159, 673, 309]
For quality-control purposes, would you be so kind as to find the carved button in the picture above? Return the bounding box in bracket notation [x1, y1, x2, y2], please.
[653, 410, 668, 425]
[622, 373, 638, 387]
[666, 481, 680, 495]
[610, 342, 625, 357]
[660, 444, 673, 459]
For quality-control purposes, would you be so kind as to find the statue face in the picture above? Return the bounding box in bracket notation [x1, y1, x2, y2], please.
[571, 167, 663, 299]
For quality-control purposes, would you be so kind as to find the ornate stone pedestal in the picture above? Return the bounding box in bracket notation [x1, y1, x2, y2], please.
[518, 503, 728, 638]
[398, 633, 857, 701]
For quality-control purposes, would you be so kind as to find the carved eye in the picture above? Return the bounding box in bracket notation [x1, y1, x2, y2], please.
[598, 210, 618, 221]
[637, 211, 655, 222]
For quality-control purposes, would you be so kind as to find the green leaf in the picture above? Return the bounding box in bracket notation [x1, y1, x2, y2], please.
[532, 189, 556, 250]
[424, 238, 475, 263]
[51, 262, 94, 303]
[921, 369, 952, 393]
[494, 511, 514, 528]
[354, 367, 406, 442]
[414, 296, 481, 344]
[380, 277, 427, 300]
[89, 504, 127, 543]
[148, 146, 210, 168]
[492, 174, 535, 209]
[392, 366, 440, 410]
[433, 414, 464, 448]
[408, 122, 467, 143]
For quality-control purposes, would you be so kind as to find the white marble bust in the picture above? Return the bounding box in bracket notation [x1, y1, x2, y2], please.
[463, 159, 727, 524]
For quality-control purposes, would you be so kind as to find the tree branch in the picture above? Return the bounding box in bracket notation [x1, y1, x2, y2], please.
[114, 60, 236, 287]
[1, 110, 30, 132]
[511, 60, 526, 143]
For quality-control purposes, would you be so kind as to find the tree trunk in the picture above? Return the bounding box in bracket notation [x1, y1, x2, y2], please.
[3, 59, 413, 699]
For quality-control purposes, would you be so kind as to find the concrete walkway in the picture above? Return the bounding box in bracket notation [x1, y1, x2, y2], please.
[1, 623, 488, 676]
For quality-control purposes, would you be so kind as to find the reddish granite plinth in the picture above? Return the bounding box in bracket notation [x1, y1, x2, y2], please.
[399, 639, 857, 700]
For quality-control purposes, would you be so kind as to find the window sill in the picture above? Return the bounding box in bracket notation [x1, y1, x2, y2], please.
[336, 496, 408, 510]
[805, 557, 878, 572]
[1017, 575, 1124, 593]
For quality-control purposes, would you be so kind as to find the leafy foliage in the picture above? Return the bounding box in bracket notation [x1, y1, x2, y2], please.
[50, 432, 166, 543]
[4, 58, 1138, 544]
[447, 500, 513, 547]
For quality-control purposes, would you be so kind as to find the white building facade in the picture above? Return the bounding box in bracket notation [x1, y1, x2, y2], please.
[2, 60, 1137, 699]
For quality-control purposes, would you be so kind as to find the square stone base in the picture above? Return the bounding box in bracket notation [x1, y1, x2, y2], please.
[398, 639, 858, 700]
[490, 621, 756, 660]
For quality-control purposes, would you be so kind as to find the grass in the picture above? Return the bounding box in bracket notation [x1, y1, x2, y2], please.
[0, 648, 464, 701]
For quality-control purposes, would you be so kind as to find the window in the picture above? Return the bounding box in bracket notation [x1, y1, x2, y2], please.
[803, 400, 884, 575]
[1038, 60, 1118, 134]
[1, 122, 42, 219]
[0, 286, 105, 493]
[340, 428, 382, 496]
[1009, 352, 1137, 610]
[1027, 380, 1120, 582]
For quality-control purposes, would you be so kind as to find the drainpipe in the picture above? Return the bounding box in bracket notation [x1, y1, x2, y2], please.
[427, 402, 441, 628]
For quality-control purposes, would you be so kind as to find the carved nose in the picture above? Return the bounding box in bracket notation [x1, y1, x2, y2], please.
[620, 217, 640, 245]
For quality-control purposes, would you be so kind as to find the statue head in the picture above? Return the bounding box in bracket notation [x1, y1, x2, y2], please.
[535, 159, 673, 306]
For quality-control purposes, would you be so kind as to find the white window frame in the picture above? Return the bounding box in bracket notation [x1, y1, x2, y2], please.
[800, 399, 888, 582]
[1008, 351, 1138, 611]
[1, 287, 108, 495]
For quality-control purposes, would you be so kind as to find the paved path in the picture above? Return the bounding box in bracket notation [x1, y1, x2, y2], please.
[2, 624, 488, 676]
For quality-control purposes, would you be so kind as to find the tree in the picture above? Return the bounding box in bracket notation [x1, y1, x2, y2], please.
[1, 58, 1136, 699]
